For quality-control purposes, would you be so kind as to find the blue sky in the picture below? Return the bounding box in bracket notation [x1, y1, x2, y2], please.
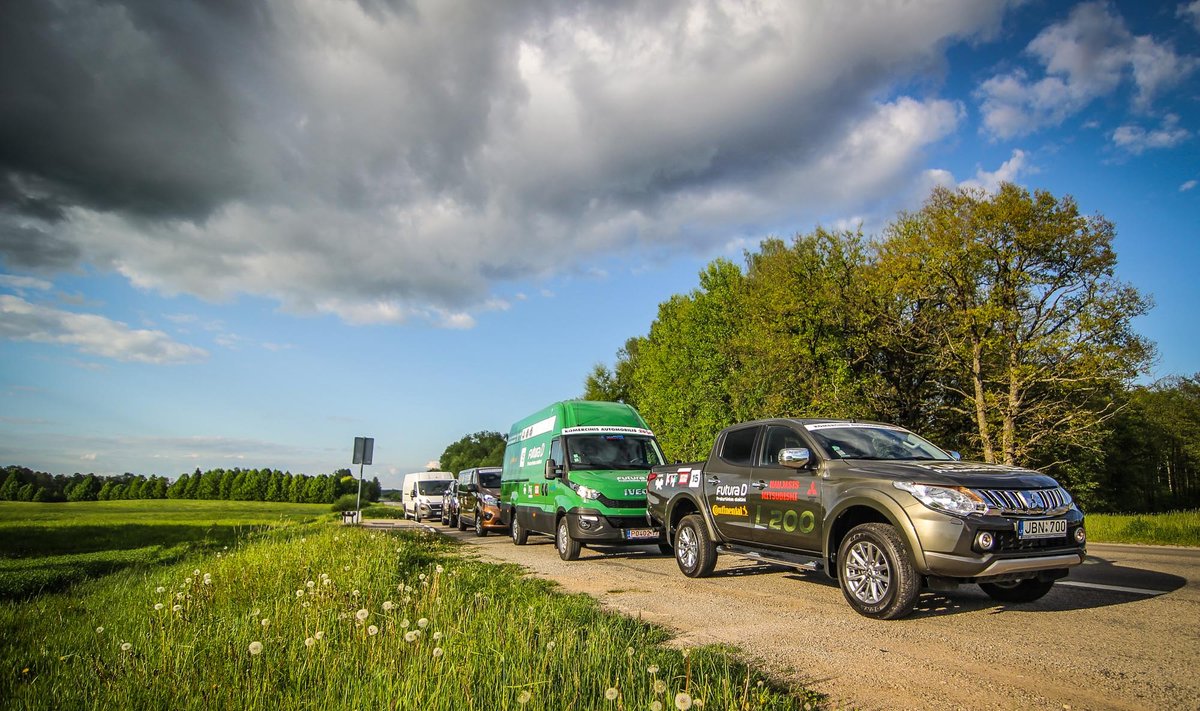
[1, 0, 1197, 489]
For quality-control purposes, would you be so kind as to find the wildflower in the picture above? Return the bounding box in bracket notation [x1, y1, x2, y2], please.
[203, 578, 212, 586]
[315, 631, 325, 640]
[120, 642, 132, 652]
[368, 625, 379, 636]
[249, 641, 263, 656]
[517, 690, 531, 704]
[176, 592, 185, 600]
[252, 608, 261, 616]
[605, 688, 619, 701]
[435, 565, 444, 573]
[193, 569, 200, 576]
[432, 631, 443, 641]
[95, 626, 104, 634]
[355, 609, 369, 621]
[417, 618, 429, 629]
[382, 601, 394, 611]
[154, 603, 164, 611]
[418, 573, 426, 581]
[305, 637, 315, 647]
[674, 692, 692, 710]
[343, 565, 350, 572]
[546, 641, 556, 651]
[323, 579, 332, 586]
[155, 586, 165, 593]
[351, 589, 360, 598]
[400, 619, 410, 628]
[184, 578, 192, 585]
[652, 703, 663, 711]
[432, 647, 443, 658]
[654, 680, 666, 694]
[306, 580, 314, 588]
[296, 590, 304, 598]
[647, 665, 659, 675]
[261, 618, 271, 628]
[302, 602, 310, 608]
[404, 631, 418, 643]
[172, 604, 182, 612]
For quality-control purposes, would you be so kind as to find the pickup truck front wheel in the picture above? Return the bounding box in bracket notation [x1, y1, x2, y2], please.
[837, 523, 920, 620]
[675, 514, 717, 578]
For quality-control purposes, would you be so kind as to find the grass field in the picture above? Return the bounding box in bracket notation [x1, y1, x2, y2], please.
[0, 501, 821, 710]
[1084, 510, 1200, 546]
[0, 500, 328, 598]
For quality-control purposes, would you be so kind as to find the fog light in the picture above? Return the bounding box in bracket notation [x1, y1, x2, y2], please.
[579, 514, 599, 531]
[975, 531, 995, 551]
[1074, 527, 1086, 544]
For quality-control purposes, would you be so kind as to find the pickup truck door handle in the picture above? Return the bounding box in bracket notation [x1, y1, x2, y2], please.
[751, 480, 768, 490]
[707, 476, 720, 485]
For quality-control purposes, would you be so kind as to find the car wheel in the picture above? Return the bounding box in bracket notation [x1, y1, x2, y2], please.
[456, 508, 468, 531]
[979, 578, 1055, 603]
[511, 514, 528, 545]
[414, 510, 421, 523]
[674, 514, 716, 578]
[475, 509, 488, 537]
[837, 523, 920, 620]
[556, 516, 581, 561]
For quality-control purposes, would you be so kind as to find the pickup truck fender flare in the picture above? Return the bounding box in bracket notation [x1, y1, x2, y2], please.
[661, 492, 720, 544]
[823, 488, 926, 572]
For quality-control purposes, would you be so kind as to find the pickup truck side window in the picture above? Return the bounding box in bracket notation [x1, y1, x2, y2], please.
[760, 426, 806, 466]
[719, 426, 759, 466]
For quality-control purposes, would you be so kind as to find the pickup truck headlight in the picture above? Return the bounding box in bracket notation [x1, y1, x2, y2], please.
[894, 481, 987, 516]
[481, 493, 499, 506]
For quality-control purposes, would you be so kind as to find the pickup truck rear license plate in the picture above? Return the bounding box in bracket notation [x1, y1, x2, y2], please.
[1018, 519, 1067, 539]
[624, 528, 659, 540]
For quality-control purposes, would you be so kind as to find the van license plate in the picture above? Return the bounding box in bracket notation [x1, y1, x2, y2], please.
[1018, 519, 1066, 539]
[624, 528, 658, 540]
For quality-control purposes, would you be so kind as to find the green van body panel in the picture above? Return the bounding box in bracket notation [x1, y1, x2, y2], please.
[501, 400, 666, 546]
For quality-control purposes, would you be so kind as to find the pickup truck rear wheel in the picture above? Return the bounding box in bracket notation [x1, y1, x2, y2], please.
[675, 514, 717, 578]
[556, 517, 581, 561]
[837, 523, 920, 620]
[979, 578, 1055, 603]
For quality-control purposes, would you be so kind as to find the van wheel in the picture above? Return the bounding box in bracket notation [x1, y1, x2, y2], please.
[475, 509, 488, 537]
[837, 523, 920, 620]
[414, 510, 422, 523]
[675, 515, 716, 577]
[556, 517, 581, 561]
[511, 515, 528, 545]
[980, 578, 1055, 603]
[457, 510, 468, 531]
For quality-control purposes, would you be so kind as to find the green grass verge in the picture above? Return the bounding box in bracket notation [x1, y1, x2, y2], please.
[0, 525, 822, 710]
[1085, 510, 1200, 546]
[360, 504, 407, 520]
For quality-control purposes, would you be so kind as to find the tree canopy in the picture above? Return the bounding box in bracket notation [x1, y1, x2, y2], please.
[437, 431, 506, 475]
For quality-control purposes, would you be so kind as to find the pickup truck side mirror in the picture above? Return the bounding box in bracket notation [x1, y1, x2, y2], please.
[778, 447, 811, 469]
[948, 451, 962, 461]
[544, 458, 561, 480]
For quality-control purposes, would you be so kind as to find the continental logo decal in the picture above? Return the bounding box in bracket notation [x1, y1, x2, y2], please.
[711, 503, 748, 517]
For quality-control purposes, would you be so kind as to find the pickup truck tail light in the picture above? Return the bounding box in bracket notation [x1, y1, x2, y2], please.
[647, 472, 658, 482]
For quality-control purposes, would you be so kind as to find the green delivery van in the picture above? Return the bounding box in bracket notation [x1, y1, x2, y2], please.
[501, 400, 669, 560]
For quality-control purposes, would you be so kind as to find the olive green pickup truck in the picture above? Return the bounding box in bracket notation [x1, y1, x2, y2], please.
[646, 418, 1087, 619]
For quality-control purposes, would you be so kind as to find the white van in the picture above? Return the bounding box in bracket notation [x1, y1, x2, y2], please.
[401, 471, 454, 522]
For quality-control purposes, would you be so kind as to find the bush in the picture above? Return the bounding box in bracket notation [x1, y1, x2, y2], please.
[330, 494, 361, 512]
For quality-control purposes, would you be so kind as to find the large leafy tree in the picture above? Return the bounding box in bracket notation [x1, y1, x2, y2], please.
[438, 431, 506, 475]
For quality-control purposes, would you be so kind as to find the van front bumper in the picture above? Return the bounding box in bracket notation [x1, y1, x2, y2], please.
[565, 508, 663, 545]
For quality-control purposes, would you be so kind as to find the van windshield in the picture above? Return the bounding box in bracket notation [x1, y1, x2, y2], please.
[417, 481, 451, 495]
[565, 435, 665, 470]
[478, 470, 502, 489]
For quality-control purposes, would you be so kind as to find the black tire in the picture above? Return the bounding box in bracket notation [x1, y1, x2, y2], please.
[674, 514, 717, 578]
[440, 509, 449, 526]
[456, 508, 468, 531]
[511, 514, 529, 545]
[556, 516, 581, 561]
[980, 578, 1055, 603]
[657, 542, 674, 556]
[474, 509, 488, 537]
[837, 522, 920, 620]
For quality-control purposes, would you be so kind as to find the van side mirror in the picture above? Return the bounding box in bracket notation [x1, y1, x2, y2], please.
[778, 448, 811, 469]
[544, 459, 561, 480]
[949, 451, 962, 461]
[465, 483, 478, 493]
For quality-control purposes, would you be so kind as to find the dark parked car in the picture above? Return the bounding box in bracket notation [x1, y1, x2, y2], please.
[452, 467, 506, 536]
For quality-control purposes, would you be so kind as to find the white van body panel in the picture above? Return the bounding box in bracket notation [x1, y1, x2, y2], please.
[401, 471, 454, 520]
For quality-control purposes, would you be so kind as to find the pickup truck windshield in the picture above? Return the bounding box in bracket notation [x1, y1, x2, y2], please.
[566, 434, 665, 470]
[805, 425, 952, 461]
[417, 481, 451, 495]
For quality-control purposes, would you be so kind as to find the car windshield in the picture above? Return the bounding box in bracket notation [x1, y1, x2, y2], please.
[417, 481, 451, 495]
[565, 434, 665, 470]
[804, 424, 952, 461]
[479, 470, 502, 488]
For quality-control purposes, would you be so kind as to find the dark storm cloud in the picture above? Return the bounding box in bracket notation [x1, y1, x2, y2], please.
[0, 0, 1011, 325]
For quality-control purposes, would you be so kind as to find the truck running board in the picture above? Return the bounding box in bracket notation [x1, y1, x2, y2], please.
[718, 545, 824, 572]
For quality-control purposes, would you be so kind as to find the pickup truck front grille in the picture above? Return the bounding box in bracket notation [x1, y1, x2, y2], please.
[976, 487, 1069, 516]
[993, 530, 1076, 553]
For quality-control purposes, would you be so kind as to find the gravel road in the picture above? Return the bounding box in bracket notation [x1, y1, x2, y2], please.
[370, 519, 1200, 710]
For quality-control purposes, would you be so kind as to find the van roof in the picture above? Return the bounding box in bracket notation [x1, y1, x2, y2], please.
[507, 400, 649, 436]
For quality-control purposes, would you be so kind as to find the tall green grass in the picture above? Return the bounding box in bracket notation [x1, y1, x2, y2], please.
[1085, 510, 1200, 546]
[0, 525, 821, 710]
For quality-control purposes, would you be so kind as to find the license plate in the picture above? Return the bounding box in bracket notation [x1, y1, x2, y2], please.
[1018, 519, 1067, 539]
[624, 528, 659, 540]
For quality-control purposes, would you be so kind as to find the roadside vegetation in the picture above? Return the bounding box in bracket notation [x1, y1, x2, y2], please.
[1, 503, 821, 709]
[1085, 510, 1200, 547]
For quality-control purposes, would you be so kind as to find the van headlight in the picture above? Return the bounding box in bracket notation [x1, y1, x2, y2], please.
[894, 481, 986, 516]
[481, 494, 499, 506]
[567, 481, 601, 500]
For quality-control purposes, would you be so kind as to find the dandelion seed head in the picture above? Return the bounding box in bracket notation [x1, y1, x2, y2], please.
[305, 636, 315, 647]
[306, 580, 314, 588]
[432, 647, 443, 658]
[756, 681, 763, 688]
[172, 604, 182, 612]
[248, 641, 263, 656]
[605, 688, 618, 701]
[355, 608, 369, 621]
[435, 565, 444, 573]
[674, 692, 692, 710]
[252, 608, 261, 616]
[400, 619, 410, 628]
[382, 601, 394, 611]
[343, 565, 350, 572]
[296, 590, 304, 598]
[261, 618, 271, 628]
[693, 701, 704, 709]
[517, 690, 531, 704]
[626, 646, 634, 657]
[184, 578, 192, 585]
[432, 631, 443, 641]
[647, 665, 659, 674]
[546, 641, 556, 651]
[155, 586, 165, 593]
[302, 602, 310, 608]
[654, 679, 666, 694]
[322, 578, 331, 586]
[193, 569, 200, 576]
[404, 631, 417, 643]
[176, 592, 185, 600]
[652, 702, 663, 711]
[95, 626, 104, 634]
[367, 625, 379, 636]
[153, 603, 163, 611]
[418, 573, 426, 581]
[120, 642, 132, 652]
[203, 578, 212, 585]
[315, 631, 325, 640]
[351, 589, 360, 597]
[417, 618, 428, 629]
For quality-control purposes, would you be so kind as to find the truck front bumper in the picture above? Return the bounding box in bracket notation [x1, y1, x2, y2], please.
[565, 508, 663, 545]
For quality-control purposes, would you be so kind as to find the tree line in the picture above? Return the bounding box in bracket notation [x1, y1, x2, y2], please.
[0, 465, 382, 505]
[584, 183, 1198, 513]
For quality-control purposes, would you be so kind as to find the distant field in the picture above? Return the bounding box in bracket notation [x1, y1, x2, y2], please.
[0, 500, 328, 598]
[0, 513, 819, 709]
[1085, 510, 1200, 547]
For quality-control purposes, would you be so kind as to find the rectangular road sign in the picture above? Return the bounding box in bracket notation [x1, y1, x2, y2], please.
[352, 436, 374, 465]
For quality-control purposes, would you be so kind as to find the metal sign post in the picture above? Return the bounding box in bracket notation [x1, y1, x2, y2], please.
[352, 436, 374, 524]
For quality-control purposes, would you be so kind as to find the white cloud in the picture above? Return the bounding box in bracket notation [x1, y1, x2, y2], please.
[1111, 115, 1191, 154]
[959, 149, 1032, 192]
[1, 0, 1011, 327]
[1181, 1, 1200, 33]
[1181, 180, 1198, 192]
[0, 295, 208, 364]
[0, 274, 53, 292]
[977, 2, 1197, 138]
